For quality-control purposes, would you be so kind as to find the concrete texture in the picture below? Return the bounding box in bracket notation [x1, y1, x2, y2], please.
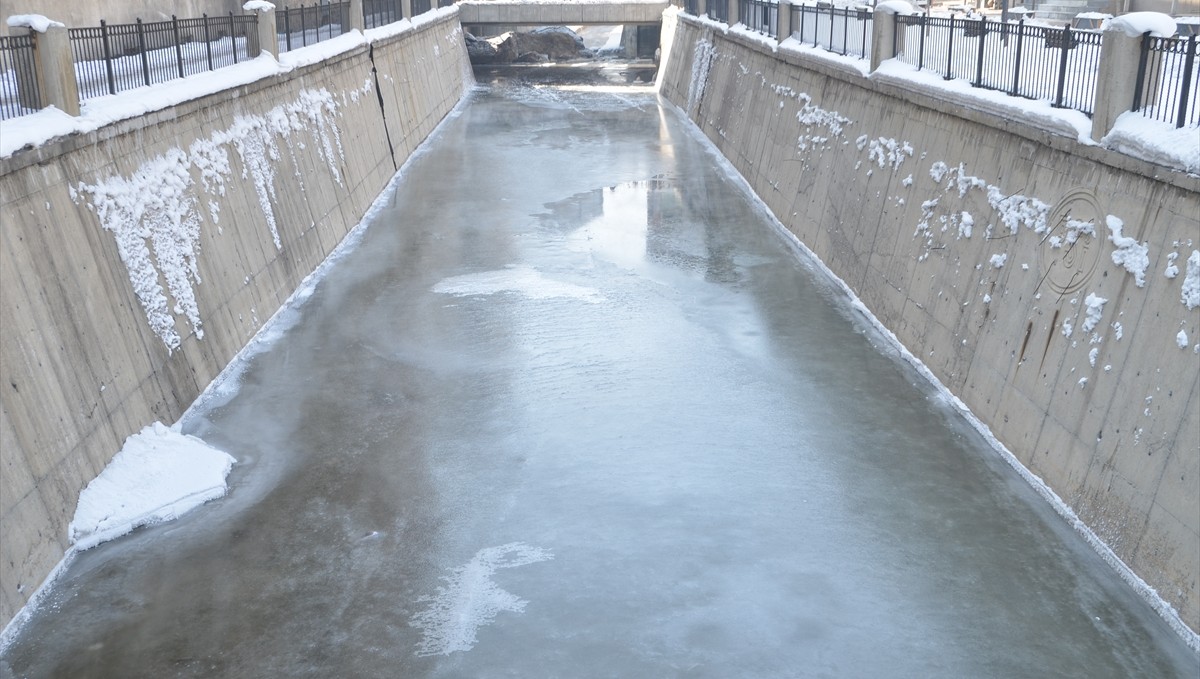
[658, 11, 1200, 636]
[0, 11, 471, 629]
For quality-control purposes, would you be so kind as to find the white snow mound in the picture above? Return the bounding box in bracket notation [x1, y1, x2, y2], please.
[5, 15, 64, 32]
[1106, 12, 1178, 38]
[69, 423, 236, 551]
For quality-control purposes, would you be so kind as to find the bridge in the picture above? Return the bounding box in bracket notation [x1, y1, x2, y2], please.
[456, 0, 671, 25]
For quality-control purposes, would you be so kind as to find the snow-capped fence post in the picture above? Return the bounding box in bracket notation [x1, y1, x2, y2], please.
[777, 0, 792, 43]
[695, 0, 708, 19]
[349, 0, 366, 32]
[10, 18, 81, 116]
[245, 1, 279, 59]
[402, 0, 414, 22]
[726, 0, 739, 28]
[869, 4, 902, 73]
[1091, 28, 1145, 142]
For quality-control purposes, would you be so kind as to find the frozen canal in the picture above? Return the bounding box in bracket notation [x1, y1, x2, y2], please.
[3, 67, 1198, 678]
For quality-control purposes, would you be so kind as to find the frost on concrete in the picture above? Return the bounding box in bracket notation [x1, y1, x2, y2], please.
[69, 422, 235, 551]
[863, 136, 914, 170]
[687, 39, 716, 117]
[411, 543, 553, 657]
[76, 88, 346, 350]
[1182, 250, 1200, 310]
[1105, 215, 1150, 288]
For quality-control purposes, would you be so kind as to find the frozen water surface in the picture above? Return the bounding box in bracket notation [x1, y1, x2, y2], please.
[3, 66, 1197, 678]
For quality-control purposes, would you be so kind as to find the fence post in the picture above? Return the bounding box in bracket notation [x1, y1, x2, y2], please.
[350, 0, 366, 32]
[16, 23, 82, 116]
[1091, 27, 1146, 141]
[777, 0, 792, 43]
[173, 16, 185, 78]
[248, 2, 279, 58]
[870, 7, 900, 72]
[401, 0, 413, 20]
[727, 0, 739, 27]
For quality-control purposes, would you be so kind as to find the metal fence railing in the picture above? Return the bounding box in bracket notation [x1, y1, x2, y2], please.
[364, 0, 404, 29]
[0, 34, 39, 120]
[709, 0, 730, 24]
[277, 2, 352, 52]
[792, 3, 873, 59]
[740, 0, 778, 38]
[68, 14, 258, 101]
[412, 0, 434, 17]
[894, 16, 1102, 115]
[683, 0, 701, 16]
[1135, 34, 1198, 128]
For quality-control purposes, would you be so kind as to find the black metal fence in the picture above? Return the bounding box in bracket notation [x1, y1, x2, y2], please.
[709, 0, 730, 24]
[683, 0, 701, 15]
[412, 0, 434, 17]
[894, 16, 1102, 115]
[740, 0, 778, 38]
[69, 14, 258, 101]
[791, 3, 873, 59]
[364, 0, 404, 29]
[1, 34, 40, 120]
[278, 2, 351, 52]
[1135, 34, 1198, 128]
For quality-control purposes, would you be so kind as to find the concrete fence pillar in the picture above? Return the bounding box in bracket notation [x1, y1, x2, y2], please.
[696, 0, 708, 18]
[777, 0, 792, 42]
[727, 0, 739, 26]
[249, 4, 279, 58]
[349, 0, 366, 31]
[17, 24, 81, 117]
[402, 0, 414, 20]
[1091, 29, 1146, 142]
[870, 8, 900, 72]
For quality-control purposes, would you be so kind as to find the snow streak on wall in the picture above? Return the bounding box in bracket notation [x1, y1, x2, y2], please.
[73, 88, 348, 351]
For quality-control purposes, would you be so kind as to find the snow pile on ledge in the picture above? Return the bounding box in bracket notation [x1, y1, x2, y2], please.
[874, 1, 918, 15]
[5, 15, 64, 32]
[1102, 111, 1200, 175]
[69, 423, 235, 551]
[243, 0, 276, 11]
[1106, 12, 1178, 38]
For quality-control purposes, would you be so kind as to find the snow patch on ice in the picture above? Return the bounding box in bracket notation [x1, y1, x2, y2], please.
[412, 543, 553, 656]
[433, 266, 603, 303]
[69, 423, 235, 551]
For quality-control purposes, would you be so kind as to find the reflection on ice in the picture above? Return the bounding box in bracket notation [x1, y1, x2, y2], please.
[432, 265, 603, 303]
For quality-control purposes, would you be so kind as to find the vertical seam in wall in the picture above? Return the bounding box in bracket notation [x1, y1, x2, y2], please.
[369, 43, 398, 172]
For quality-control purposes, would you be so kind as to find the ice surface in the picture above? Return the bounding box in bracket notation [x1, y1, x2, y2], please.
[69, 423, 235, 552]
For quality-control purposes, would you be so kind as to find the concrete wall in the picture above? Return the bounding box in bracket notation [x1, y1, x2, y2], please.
[658, 13, 1200, 635]
[0, 11, 471, 627]
[0, 0, 245, 35]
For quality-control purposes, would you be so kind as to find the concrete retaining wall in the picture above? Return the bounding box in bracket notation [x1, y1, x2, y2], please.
[0, 12, 471, 627]
[658, 13, 1200, 635]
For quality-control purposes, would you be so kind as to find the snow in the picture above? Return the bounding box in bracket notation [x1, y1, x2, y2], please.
[242, 1, 276, 11]
[1105, 215, 1150, 288]
[74, 87, 346, 350]
[69, 423, 235, 552]
[5, 15, 64, 32]
[1177, 329, 1190, 348]
[1106, 12, 1178, 39]
[1183, 250, 1200, 309]
[1164, 251, 1179, 278]
[411, 543, 553, 656]
[875, 0, 918, 15]
[1082, 293, 1107, 333]
[1102, 112, 1200, 175]
[433, 266, 603, 303]
[989, 253, 1006, 268]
